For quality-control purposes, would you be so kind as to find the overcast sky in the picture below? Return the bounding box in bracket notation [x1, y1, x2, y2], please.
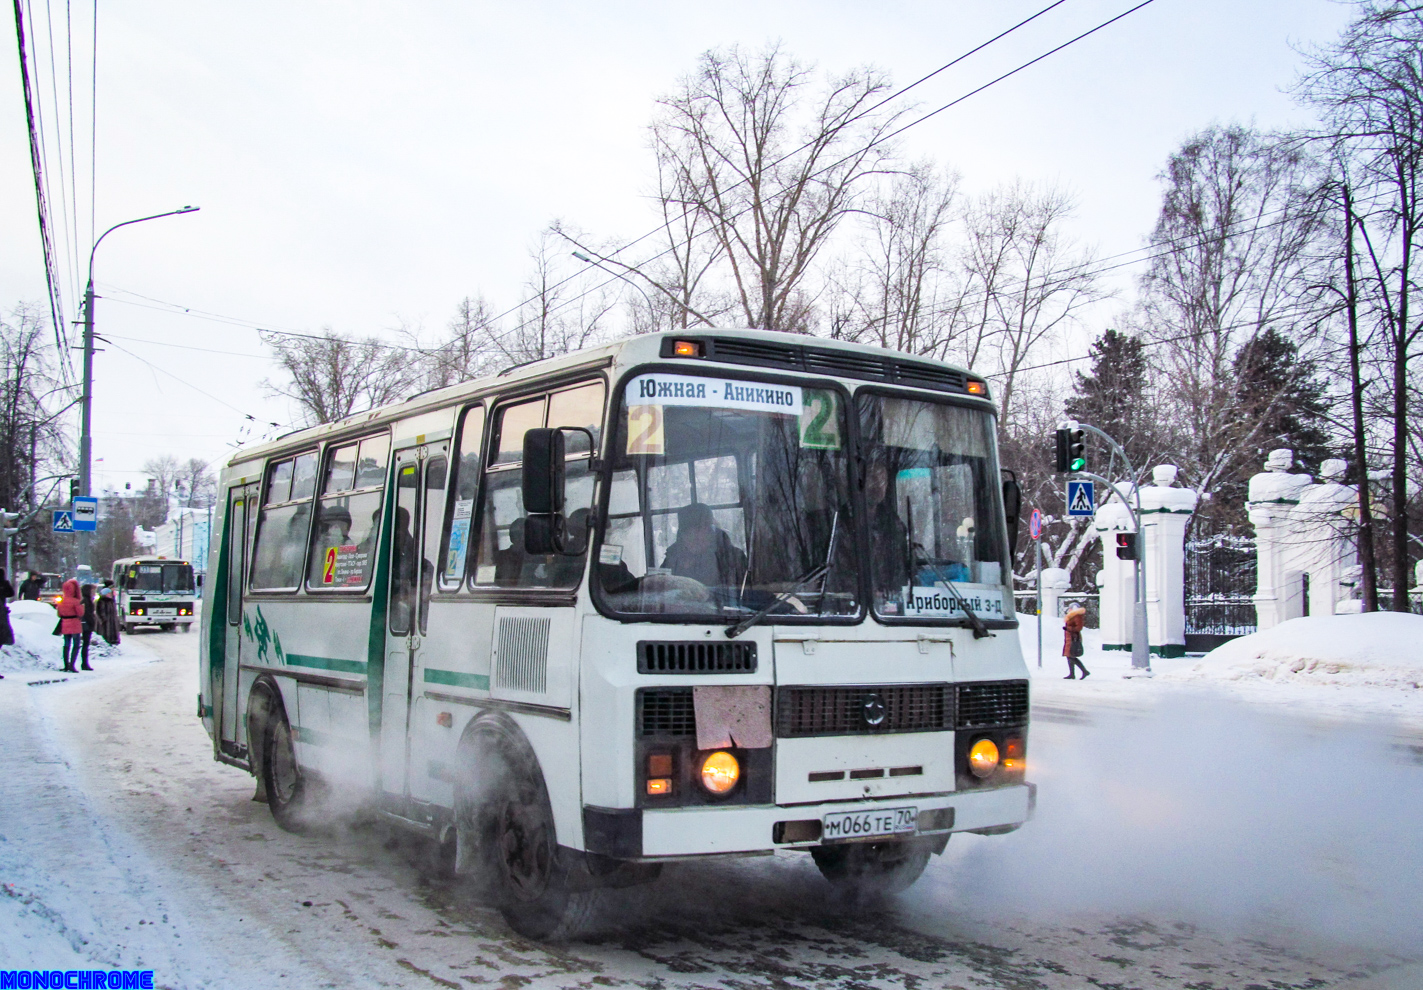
[0, 0, 1356, 494]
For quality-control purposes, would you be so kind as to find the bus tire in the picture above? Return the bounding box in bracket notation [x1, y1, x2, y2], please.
[810, 838, 935, 898]
[259, 695, 308, 833]
[454, 732, 596, 940]
[124, 622, 134, 635]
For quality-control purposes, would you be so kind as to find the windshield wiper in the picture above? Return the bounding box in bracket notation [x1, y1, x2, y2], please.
[726, 512, 839, 639]
[905, 498, 993, 640]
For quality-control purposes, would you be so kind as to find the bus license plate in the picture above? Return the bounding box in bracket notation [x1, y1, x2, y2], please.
[822, 806, 917, 841]
[149, 608, 176, 616]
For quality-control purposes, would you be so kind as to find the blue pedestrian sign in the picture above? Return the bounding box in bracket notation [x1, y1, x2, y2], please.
[1066, 480, 1095, 517]
[52, 510, 75, 532]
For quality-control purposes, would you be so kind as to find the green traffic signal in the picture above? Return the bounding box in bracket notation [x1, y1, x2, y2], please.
[1070, 457, 1086, 472]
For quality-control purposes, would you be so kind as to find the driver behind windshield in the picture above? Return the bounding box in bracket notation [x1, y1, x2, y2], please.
[661, 502, 747, 587]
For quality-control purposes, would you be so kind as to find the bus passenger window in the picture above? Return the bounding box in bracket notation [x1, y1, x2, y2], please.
[307, 433, 390, 591]
[419, 458, 446, 632]
[250, 453, 317, 591]
[440, 405, 484, 590]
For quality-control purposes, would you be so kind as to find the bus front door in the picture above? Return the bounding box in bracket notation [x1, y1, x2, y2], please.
[379, 445, 447, 801]
[220, 483, 258, 753]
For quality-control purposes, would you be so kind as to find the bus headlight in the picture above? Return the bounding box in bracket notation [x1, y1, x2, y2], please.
[699, 751, 740, 794]
[968, 738, 1000, 778]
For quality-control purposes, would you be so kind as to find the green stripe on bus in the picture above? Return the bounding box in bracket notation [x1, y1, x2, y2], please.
[292, 726, 347, 748]
[285, 654, 368, 675]
[423, 668, 490, 691]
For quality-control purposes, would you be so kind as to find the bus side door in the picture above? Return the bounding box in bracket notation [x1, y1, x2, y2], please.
[380, 445, 447, 800]
[221, 483, 258, 751]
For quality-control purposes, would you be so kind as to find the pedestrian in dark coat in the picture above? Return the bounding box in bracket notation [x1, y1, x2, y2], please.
[0, 568, 14, 647]
[19, 571, 42, 601]
[57, 578, 83, 672]
[79, 583, 96, 670]
[1062, 605, 1089, 679]
[96, 582, 121, 646]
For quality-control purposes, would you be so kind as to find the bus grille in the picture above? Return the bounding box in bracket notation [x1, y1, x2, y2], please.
[495, 617, 550, 694]
[637, 641, 757, 674]
[774, 684, 953, 737]
[638, 688, 696, 737]
[955, 680, 1029, 728]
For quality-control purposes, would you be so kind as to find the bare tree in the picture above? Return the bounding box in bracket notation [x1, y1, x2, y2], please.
[652, 43, 906, 332]
[827, 162, 961, 355]
[1299, 2, 1423, 609]
[489, 231, 619, 368]
[174, 458, 216, 509]
[954, 182, 1104, 431]
[0, 302, 67, 513]
[1133, 125, 1333, 511]
[262, 329, 421, 426]
[418, 295, 504, 390]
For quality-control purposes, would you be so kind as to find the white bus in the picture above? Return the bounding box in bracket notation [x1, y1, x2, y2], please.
[114, 555, 197, 632]
[199, 329, 1033, 938]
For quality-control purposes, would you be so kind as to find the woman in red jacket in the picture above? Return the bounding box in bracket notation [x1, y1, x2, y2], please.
[1062, 604, 1089, 680]
[57, 578, 83, 672]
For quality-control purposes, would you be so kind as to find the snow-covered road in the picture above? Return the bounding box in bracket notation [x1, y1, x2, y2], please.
[2, 631, 1420, 989]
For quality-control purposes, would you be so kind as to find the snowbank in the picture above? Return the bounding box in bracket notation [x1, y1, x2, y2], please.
[1166, 612, 1423, 692]
[0, 599, 132, 676]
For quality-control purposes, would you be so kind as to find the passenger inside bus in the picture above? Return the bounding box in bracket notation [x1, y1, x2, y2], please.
[660, 502, 747, 587]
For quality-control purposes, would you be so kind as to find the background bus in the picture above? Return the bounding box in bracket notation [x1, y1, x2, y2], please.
[114, 556, 197, 632]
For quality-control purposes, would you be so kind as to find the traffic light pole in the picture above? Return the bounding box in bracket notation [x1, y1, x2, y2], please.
[1058, 419, 1152, 674]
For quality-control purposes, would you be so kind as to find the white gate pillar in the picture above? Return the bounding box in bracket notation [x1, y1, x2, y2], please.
[1247, 449, 1313, 631]
[1290, 459, 1359, 617]
[1039, 567, 1071, 634]
[1093, 500, 1134, 652]
[1138, 465, 1197, 658]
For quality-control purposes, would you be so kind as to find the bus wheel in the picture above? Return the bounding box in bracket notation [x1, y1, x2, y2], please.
[124, 623, 134, 635]
[261, 703, 308, 833]
[810, 839, 934, 898]
[456, 746, 596, 940]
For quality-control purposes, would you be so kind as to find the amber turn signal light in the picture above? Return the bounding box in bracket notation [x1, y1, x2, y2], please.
[968, 738, 1000, 778]
[966, 379, 987, 395]
[672, 339, 702, 357]
[646, 778, 672, 795]
[700, 751, 740, 794]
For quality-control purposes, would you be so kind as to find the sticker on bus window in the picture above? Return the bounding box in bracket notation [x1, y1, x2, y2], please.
[444, 499, 475, 582]
[627, 374, 802, 416]
[324, 544, 368, 586]
[626, 405, 665, 455]
[799, 389, 841, 450]
[901, 585, 1005, 619]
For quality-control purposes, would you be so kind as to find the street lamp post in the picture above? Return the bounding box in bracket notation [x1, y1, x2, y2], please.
[78, 206, 199, 568]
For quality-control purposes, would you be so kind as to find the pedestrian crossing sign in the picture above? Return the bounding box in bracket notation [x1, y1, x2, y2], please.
[1066, 480, 1095, 517]
[52, 509, 75, 532]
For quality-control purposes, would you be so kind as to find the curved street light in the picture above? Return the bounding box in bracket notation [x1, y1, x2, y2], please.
[78, 205, 200, 567]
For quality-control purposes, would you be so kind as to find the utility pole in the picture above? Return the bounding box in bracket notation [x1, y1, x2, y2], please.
[77, 206, 199, 571]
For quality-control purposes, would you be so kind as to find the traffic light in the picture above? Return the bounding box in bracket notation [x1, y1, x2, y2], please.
[1115, 531, 1139, 560]
[13, 540, 27, 556]
[1054, 427, 1087, 473]
[0, 509, 18, 538]
[69, 478, 80, 501]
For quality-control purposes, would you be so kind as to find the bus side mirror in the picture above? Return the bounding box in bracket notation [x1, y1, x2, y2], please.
[1001, 475, 1022, 551]
[523, 428, 566, 515]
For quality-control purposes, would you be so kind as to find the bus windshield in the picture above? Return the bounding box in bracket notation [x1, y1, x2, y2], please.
[597, 372, 858, 620]
[856, 393, 1011, 622]
[129, 563, 196, 594]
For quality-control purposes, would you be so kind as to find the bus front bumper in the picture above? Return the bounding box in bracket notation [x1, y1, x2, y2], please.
[584, 782, 1035, 860]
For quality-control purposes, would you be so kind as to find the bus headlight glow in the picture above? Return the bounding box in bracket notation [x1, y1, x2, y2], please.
[968, 738, 1000, 778]
[699, 751, 740, 794]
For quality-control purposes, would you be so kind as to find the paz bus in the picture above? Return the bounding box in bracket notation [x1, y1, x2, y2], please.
[113, 556, 197, 632]
[198, 329, 1033, 938]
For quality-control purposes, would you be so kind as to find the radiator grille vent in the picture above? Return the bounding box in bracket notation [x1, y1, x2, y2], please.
[638, 688, 696, 737]
[494, 616, 550, 694]
[775, 684, 953, 737]
[637, 641, 758, 674]
[954, 680, 1029, 728]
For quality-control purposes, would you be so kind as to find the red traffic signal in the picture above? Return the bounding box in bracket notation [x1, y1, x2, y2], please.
[1115, 532, 1138, 560]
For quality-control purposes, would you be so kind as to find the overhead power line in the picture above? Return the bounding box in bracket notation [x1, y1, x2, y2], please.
[11, 0, 70, 376]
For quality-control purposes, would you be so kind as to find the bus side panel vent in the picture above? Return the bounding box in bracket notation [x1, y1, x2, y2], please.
[495, 617, 551, 694]
[637, 641, 757, 674]
[637, 688, 695, 737]
[954, 680, 1029, 728]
